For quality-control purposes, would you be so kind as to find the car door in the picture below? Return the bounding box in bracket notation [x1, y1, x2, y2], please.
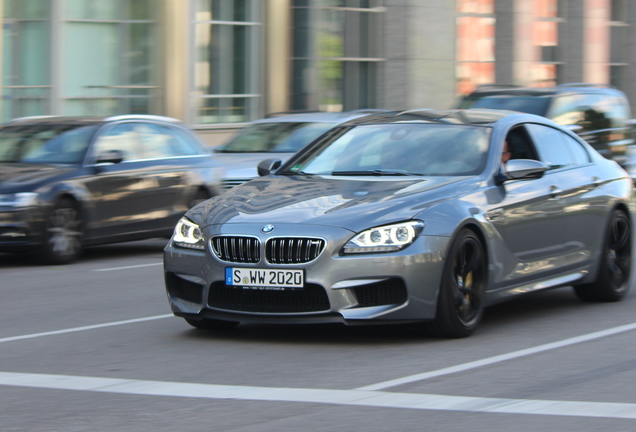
[488, 124, 575, 289]
[83, 123, 162, 238]
[526, 123, 602, 266]
[133, 122, 195, 229]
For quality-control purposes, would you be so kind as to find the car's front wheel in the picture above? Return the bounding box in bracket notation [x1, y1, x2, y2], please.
[574, 208, 631, 302]
[185, 317, 239, 331]
[38, 198, 83, 265]
[425, 228, 487, 338]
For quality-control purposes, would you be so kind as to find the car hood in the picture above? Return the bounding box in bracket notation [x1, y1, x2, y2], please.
[213, 152, 295, 179]
[191, 174, 478, 232]
[0, 163, 77, 191]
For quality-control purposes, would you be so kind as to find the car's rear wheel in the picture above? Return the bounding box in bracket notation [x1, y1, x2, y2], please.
[185, 317, 239, 330]
[574, 208, 631, 302]
[425, 229, 487, 338]
[39, 198, 83, 265]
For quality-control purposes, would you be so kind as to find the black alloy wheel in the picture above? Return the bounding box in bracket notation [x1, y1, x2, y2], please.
[39, 198, 83, 265]
[574, 209, 631, 302]
[426, 229, 487, 338]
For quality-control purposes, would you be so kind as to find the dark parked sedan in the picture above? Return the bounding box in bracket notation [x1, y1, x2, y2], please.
[0, 115, 223, 264]
[164, 109, 633, 338]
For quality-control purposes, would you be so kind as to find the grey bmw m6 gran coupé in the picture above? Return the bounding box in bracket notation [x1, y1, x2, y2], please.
[163, 109, 633, 338]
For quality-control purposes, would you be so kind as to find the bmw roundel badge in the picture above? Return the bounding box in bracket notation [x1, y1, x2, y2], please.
[261, 224, 275, 233]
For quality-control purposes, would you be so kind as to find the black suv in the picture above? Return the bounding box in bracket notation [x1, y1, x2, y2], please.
[459, 83, 636, 178]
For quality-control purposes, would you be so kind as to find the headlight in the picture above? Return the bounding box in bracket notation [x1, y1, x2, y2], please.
[0, 192, 38, 208]
[343, 221, 424, 254]
[172, 217, 205, 250]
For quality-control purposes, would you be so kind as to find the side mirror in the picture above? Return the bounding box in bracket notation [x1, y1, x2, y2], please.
[257, 158, 282, 176]
[501, 159, 548, 182]
[95, 149, 124, 165]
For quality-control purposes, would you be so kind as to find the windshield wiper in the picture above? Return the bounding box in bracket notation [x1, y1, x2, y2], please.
[331, 169, 424, 176]
[281, 170, 322, 176]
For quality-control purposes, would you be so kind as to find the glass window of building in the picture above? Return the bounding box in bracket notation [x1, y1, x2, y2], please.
[62, 0, 158, 116]
[609, 0, 629, 89]
[456, 0, 495, 95]
[532, 0, 561, 86]
[291, 0, 385, 112]
[2, 0, 51, 122]
[192, 0, 262, 124]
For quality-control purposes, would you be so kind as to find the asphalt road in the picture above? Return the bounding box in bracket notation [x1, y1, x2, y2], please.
[2, 239, 636, 431]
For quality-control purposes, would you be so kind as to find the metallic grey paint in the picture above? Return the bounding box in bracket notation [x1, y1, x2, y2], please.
[164, 109, 634, 332]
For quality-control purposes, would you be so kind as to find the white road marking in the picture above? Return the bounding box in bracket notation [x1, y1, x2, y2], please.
[93, 262, 163, 272]
[3, 314, 636, 419]
[0, 371, 635, 419]
[0, 315, 173, 344]
[356, 321, 636, 391]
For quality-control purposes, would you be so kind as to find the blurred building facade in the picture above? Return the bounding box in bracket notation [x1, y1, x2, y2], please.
[2, 0, 636, 145]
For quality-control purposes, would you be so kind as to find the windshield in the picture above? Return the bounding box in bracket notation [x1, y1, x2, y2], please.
[285, 123, 491, 177]
[464, 95, 553, 116]
[0, 124, 98, 164]
[218, 122, 333, 153]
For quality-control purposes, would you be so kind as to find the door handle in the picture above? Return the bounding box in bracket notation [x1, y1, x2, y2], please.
[592, 176, 601, 188]
[486, 208, 504, 221]
[550, 185, 562, 198]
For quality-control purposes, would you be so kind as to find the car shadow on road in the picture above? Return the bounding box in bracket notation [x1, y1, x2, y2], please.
[180, 321, 436, 346]
[177, 286, 627, 345]
[481, 286, 584, 326]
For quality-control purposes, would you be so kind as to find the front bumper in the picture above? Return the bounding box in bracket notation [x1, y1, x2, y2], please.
[163, 223, 451, 325]
[0, 207, 44, 252]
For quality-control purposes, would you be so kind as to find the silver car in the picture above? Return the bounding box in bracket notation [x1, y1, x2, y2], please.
[164, 109, 633, 338]
[213, 110, 389, 190]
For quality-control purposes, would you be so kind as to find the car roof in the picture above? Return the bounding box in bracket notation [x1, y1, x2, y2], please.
[251, 109, 393, 125]
[465, 83, 626, 98]
[3, 114, 182, 126]
[336, 108, 522, 127]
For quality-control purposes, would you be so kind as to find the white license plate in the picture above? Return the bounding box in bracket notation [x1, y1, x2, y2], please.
[225, 268, 304, 289]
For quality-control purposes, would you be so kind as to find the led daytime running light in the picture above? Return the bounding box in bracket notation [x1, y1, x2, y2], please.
[172, 217, 205, 250]
[344, 221, 424, 254]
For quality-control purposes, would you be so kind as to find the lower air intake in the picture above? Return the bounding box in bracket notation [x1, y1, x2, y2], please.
[208, 281, 330, 313]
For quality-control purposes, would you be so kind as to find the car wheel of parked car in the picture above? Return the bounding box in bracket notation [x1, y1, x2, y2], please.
[185, 317, 239, 330]
[574, 209, 631, 302]
[39, 198, 83, 265]
[425, 229, 487, 338]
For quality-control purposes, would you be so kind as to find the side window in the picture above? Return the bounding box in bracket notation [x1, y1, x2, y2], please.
[563, 134, 591, 165]
[133, 123, 182, 159]
[504, 125, 539, 161]
[92, 124, 144, 162]
[598, 95, 630, 126]
[526, 124, 576, 169]
[171, 127, 207, 156]
[577, 93, 611, 132]
[547, 94, 583, 126]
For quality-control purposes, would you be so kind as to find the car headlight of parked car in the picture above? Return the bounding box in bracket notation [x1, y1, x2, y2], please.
[343, 221, 424, 254]
[172, 217, 205, 250]
[0, 192, 38, 208]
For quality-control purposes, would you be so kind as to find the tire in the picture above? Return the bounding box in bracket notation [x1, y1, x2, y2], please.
[185, 317, 239, 330]
[38, 198, 83, 265]
[425, 229, 487, 338]
[574, 209, 631, 302]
